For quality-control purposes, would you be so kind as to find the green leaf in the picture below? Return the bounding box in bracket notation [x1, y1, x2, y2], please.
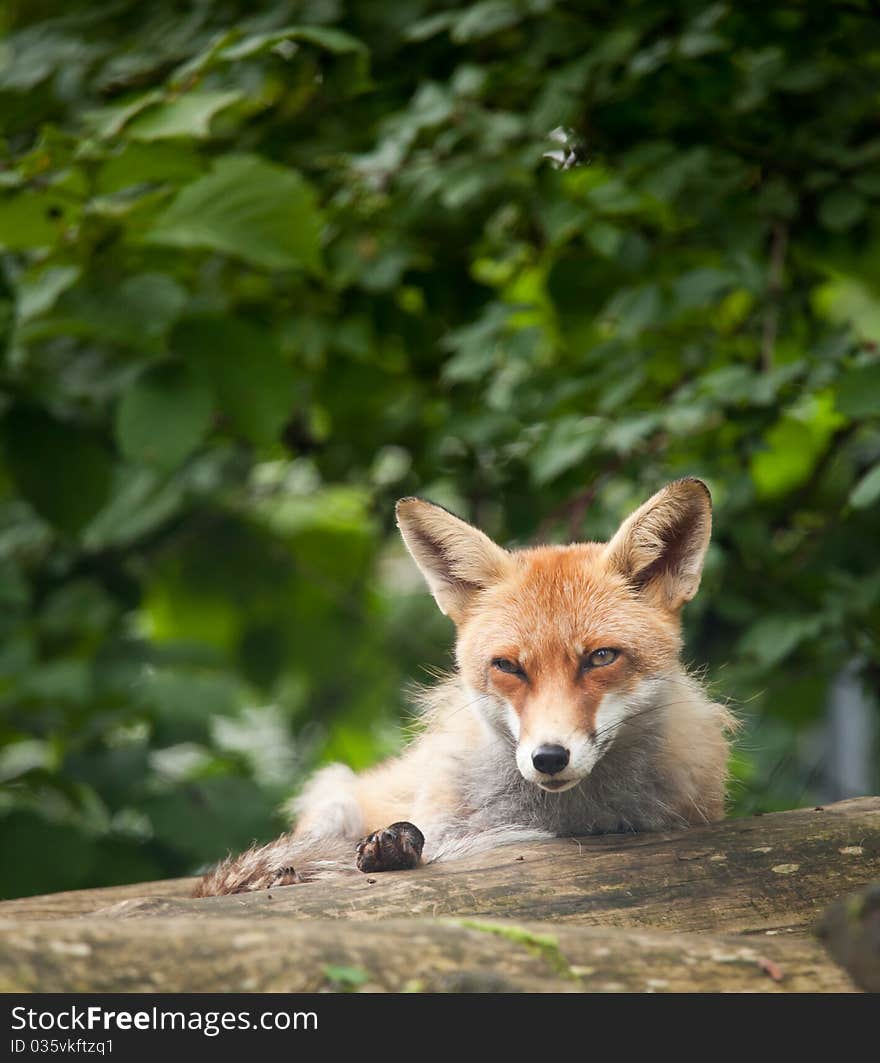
[116, 363, 214, 471]
[1, 409, 114, 534]
[678, 31, 725, 58]
[605, 413, 661, 454]
[0, 739, 56, 783]
[97, 141, 204, 194]
[168, 24, 368, 94]
[174, 316, 298, 446]
[452, 3, 522, 43]
[15, 265, 81, 322]
[603, 284, 663, 338]
[83, 467, 187, 550]
[323, 964, 369, 989]
[442, 304, 511, 383]
[220, 25, 366, 61]
[849, 463, 880, 509]
[145, 155, 323, 272]
[405, 12, 456, 42]
[586, 221, 624, 257]
[835, 363, 880, 418]
[85, 90, 164, 138]
[812, 276, 880, 339]
[0, 191, 78, 250]
[751, 391, 846, 497]
[127, 90, 243, 140]
[25, 273, 188, 353]
[818, 188, 867, 232]
[672, 267, 733, 311]
[253, 485, 372, 539]
[530, 416, 604, 484]
[738, 614, 823, 667]
[750, 421, 817, 498]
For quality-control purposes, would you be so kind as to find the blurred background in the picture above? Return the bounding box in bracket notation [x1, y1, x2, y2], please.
[0, 0, 878, 899]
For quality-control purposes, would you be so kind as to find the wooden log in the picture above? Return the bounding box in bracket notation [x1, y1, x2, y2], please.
[1, 798, 876, 992]
[0, 916, 855, 993]
[0, 877, 194, 921]
[25, 797, 876, 935]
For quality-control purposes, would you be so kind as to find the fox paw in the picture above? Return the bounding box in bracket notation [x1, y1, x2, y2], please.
[356, 821, 424, 873]
[267, 866, 300, 888]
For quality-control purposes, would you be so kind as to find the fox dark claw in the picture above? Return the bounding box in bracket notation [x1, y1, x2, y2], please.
[356, 822, 424, 873]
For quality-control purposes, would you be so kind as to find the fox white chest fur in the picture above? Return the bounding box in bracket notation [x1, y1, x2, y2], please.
[196, 478, 734, 897]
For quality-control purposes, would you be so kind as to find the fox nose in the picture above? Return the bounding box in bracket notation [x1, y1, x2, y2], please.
[532, 744, 570, 776]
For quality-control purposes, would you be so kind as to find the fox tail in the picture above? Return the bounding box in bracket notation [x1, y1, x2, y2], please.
[193, 831, 359, 897]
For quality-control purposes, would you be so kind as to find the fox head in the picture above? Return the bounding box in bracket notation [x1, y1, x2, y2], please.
[396, 479, 712, 792]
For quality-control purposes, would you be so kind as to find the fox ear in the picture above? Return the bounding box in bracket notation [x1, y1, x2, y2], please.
[604, 478, 712, 612]
[395, 498, 511, 622]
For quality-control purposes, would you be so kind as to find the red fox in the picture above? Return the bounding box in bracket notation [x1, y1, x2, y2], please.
[195, 477, 735, 896]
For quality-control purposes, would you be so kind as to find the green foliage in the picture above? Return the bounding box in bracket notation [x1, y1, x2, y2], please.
[116, 362, 214, 469]
[146, 155, 324, 272]
[1, 0, 879, 898]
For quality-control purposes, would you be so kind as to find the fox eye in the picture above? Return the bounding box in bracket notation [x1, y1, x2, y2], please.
[584, 648, 619, 669]
[492, 657, 525, 678]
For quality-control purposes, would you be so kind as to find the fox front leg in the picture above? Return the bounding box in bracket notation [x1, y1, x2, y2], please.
[355, 821, 424, 873]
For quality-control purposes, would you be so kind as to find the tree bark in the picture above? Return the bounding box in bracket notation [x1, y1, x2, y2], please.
[1, 797, 877, 992]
